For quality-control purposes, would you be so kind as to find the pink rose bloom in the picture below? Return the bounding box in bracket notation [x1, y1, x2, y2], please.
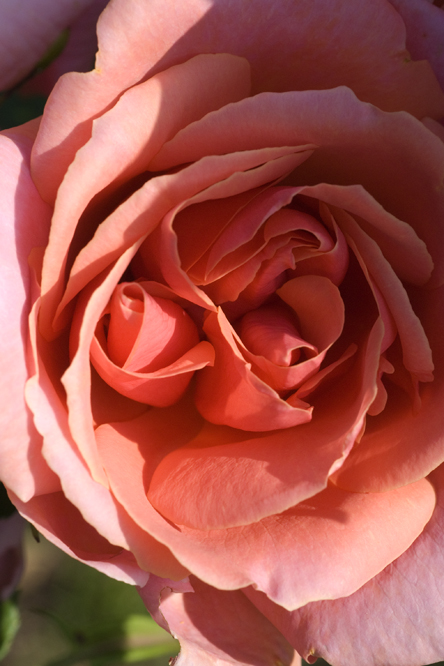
[1, 0, 444, 664]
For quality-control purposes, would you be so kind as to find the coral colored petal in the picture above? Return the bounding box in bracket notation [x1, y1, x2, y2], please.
[143, 148, 314, 310]
[139, 575, 297, 666]
[303, 183, 433, 287]
[334, 284, 444, 492]
[10, 491, 149, 586]
[239, 276, 345, 393]
[0, 131, 58, 501]
[0, 0, 97, 90]
[249, 465, 444, 666]
[148, 320, 383, 531]
[100, 325, 389, 607]
[55, 146, 311, 332]
[195, 309, 313, 432]
[336, 207, 434, 382]
[91, 337, 214, 407]
[31, 0, 444, 198]
[26, 333, 187, 580]
[151, 88, 444, 286]
[65, 246, 140, 485]
[38, 54, 251, 335]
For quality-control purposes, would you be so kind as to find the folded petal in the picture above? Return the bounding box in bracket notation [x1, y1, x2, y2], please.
[148, 319, 383, 530]
[334, 284, 444, 492]
[0, 130, 57, 501]
[139, 575, 297, 666]
[150, 88, 444, 287]
[248, 464, 444, 666]
[31, 0, 444, 200]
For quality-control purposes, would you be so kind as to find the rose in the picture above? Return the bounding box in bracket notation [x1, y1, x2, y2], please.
[1, 0, 444, 664]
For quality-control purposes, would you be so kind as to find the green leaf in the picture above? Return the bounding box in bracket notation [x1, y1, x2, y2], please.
[0, 597, 20, 661]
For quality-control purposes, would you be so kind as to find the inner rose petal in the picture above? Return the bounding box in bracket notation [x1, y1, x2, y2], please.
[106, 282, 199, 372]
[239, 305, 316, 366]
[89, 281, 214, 407]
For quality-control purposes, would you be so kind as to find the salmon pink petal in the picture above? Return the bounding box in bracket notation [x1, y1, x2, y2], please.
[106, 282, 199, 371]
[65, 245, 139, 485]
[151, 88, 444, 286]
[54, 146, 312, 332]
[31, 0, 444, 198]
[0, 0, 97, 90]
[239, 306, 313, 367]
[334, 284, 444, 492]
[238, 276, 345, 393]
[99, 330, 398, 608]
[249, 465, 444, 666]
[37, 54, 251, 335]
[91, 335, 214, 407]
[139, 575, 297, 666]
[26, 338, 187, 579]
[148, 319, 382, 530]
[304, 183, 433, 287]
[0, 131, 58, 501]
[10, 490, 149, 586]
[194, 309, 313, 432]
[337, 207, 434, 382]
[21, 0, 109, 97]
[142, 148, 314, 310]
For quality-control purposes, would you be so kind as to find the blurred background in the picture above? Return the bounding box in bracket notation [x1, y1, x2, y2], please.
[2, 525, 180, 666]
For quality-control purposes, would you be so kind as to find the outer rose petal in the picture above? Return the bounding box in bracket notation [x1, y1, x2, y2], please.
[10, 490, 150, 586]
[0, 0, 98, 90]
[388, 0, 444, 91]
[22, 0, 109, 97]
[0, 128, 59, 501]
[31, 0, 444, 202]
[139, 575, 298, 666]
[245, 465, 444, 666]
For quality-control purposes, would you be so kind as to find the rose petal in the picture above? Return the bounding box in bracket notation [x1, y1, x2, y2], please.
[139, 575, 297, 666]
[0, 130, 58, 501]
[148, 319, 383, 530]
[149, 87, 444, 287]
[51, 145, 313, 337]
[91, 335, 214, 407]
[38, 53, 251, 336]
[334, 284, 444, 492]
[247, 465, 444, 666]
[194, 308, 313, 432]
[10, 490, 149, 585]
[64, 245, 140, 485]
[140, 147, 314, 311]
[101, 409, 434, 609]
[32, 0, 444, 200]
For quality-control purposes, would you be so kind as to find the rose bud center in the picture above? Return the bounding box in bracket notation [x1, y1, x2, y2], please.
[106, 282, 199, 372]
